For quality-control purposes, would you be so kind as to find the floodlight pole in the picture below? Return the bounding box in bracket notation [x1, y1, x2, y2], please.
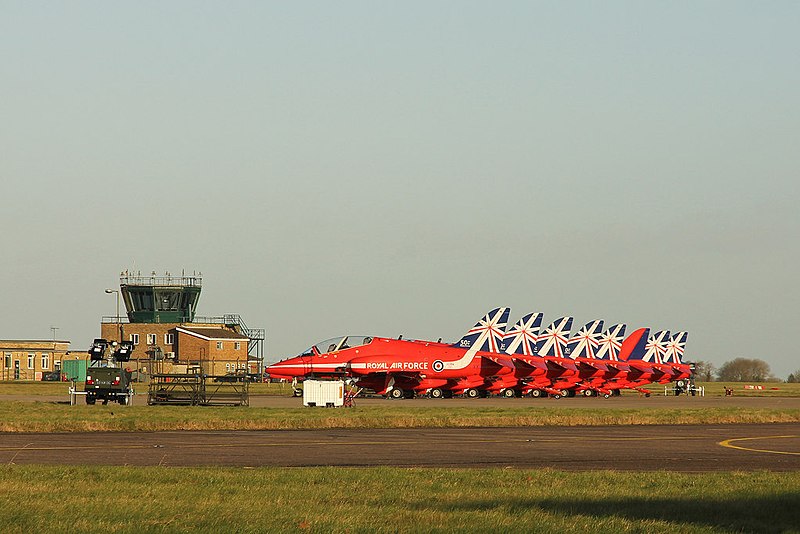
[105, 289, 121, 343]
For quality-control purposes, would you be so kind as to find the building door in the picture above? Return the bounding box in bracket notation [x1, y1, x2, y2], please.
[14, 360, 20, 380]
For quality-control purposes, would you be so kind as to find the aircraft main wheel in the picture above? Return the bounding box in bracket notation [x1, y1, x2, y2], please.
[559, 389, 570, 397]
[567, 390, 576, 398]
[613, 390, 621, 396]
[85, 395, 96, 405]
[429, 388, 444, 399]
[645, 393, 651, 398]
[583, 389, 595, 397]
[465, 388, 480, 399]
[119, 396, 129, 405]
[502, 389, 515, 398]
[388, 388, 404, 400]
[529, 389, 543, 398]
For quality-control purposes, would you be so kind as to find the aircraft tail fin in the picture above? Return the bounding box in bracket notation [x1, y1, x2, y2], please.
[595, 323, 626, 361]
[642, 330, 670, 363]
[451, 307, 510, 353]
[618, 328, 650, 361]
[537, 316, 573, 358]
[502, 312, 543, 356]
[664, 331, 688, 364]
[565, 320, 604, 359]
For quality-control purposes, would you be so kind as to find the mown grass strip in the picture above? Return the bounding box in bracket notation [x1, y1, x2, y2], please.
[0, 402, 798, 433]
[0, 466, 797, 533]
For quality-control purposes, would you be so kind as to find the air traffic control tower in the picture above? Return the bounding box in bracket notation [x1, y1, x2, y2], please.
[101, 271, 266, 376]
[120, 271, 202, 324]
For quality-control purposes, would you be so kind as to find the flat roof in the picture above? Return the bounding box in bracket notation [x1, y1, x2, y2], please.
[176, 327, 249, 341]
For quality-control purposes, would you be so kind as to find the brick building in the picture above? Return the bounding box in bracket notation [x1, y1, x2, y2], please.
[99, 271, 264, 377]
[1, 340, 70, 381]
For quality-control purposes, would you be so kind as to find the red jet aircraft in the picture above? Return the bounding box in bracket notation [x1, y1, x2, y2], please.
[266, 308, 514, 398]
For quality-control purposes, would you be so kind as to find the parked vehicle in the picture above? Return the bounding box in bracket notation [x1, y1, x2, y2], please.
[84, 366, 133, 405]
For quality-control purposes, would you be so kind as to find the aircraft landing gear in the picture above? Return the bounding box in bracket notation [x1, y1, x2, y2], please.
[502, 389, 515, 398]
[388, 388, 404, 400]
[528, 389, 544, 398]
[429, 388, 444, 399]
[464, 388, 480, 399]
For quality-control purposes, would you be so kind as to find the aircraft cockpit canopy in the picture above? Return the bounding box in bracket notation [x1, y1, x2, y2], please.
[298, 335, 374, 356]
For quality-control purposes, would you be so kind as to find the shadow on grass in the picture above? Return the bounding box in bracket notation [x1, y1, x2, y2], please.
[435, 495, 800, 533]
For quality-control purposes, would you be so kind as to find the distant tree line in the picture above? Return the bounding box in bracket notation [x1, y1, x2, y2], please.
[692, 358, 795, 382]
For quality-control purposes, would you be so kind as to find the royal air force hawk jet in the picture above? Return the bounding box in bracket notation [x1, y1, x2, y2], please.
[266, 308, 515, 399]
[498, 316, 688, 398]
[498, 316, 616, 398]
[267, 308, 691, 399]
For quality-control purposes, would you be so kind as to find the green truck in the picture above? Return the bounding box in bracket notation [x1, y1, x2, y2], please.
[84, 365, 133, 405]
[83, 338, 135, 405]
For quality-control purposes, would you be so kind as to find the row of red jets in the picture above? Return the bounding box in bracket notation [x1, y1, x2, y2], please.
[266, 308, 692, 399]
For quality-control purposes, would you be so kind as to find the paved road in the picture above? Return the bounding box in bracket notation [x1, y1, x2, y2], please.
[1, 423, 798, 471]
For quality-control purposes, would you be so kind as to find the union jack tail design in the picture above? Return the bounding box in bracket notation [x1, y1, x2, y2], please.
[502, 312, 543, 356]
[536, 317, 573, 358]
[641, 330, 670, 363]
[452, 307, 510, 353]
[565, 320, 604, 359]
[618, 327, 650, 361]
[595, 324, 626, 361]
[663, 331, 688, 364]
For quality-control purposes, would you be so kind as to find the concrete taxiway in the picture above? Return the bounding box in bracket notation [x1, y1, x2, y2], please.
[1, 423, 798, 471]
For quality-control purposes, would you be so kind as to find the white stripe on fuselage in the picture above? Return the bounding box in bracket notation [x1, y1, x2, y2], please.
[443, 340, 482, 370]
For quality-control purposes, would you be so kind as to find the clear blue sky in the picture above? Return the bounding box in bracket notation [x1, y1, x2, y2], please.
[2, 2, 798, 378]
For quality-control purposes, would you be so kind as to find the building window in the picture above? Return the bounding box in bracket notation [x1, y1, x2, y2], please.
[164, 333, 174, 345]
[41, 353, 50, 369]
[216, 342, 223, 350]
[27, 353, 35, 369]
[4, 353, 10, 369]
[147, 333, 156, 345]
[234, 342, 241, 350]
[130, 334, 139, 345]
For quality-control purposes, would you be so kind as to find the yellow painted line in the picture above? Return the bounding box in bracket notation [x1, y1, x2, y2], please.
[718, 435, 800, 456]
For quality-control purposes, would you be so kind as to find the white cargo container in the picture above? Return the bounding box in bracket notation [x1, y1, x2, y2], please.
[302, 380, 344, 407]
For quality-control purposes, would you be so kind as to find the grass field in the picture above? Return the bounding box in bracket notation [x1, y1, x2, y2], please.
[0, 401, 798, 433]
[0, 466, 797, 533]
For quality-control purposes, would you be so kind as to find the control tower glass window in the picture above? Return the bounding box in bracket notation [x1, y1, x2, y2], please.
[155, 290, 180, 311]
[130, 290, 154, 312]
